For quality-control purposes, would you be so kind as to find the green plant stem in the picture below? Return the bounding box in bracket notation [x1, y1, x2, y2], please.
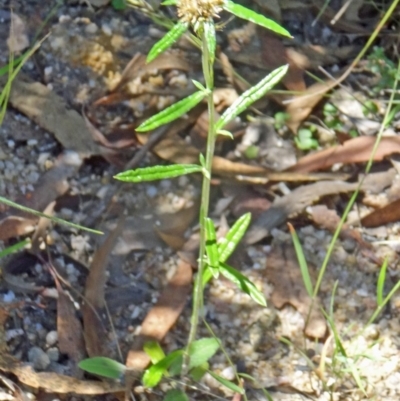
[184, 25, 216, 374]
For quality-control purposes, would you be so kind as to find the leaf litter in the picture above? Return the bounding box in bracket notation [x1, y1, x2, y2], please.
[1, 0, 400, 400]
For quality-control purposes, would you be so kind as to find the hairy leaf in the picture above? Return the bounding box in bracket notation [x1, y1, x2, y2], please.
[220, 263, 266, 306]
[136, 90, 207, 132]
[147, 21, 188, 63]
[224, 1, 291, 38]
[114, 164, 202, 182]
[218, 213, 251, 263]
[216, 64, 288, 131]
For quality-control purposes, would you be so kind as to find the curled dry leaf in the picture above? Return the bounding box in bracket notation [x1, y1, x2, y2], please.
[265, 243, 326, 339]
[285, 80, 334, 133]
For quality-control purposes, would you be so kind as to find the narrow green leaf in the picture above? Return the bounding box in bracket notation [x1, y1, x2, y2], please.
[136, 90, 207, 132]
[78, 357, 126, 379]
[161, 0, 177, 5]
[0, 196, 103, 235]
[143, 350, 183, 388]
[205, 218, 219, 278]
[203, 20, 216, 64]
[218, 213, 251, 263]
[0, 239, 30, 259]
[189, 338, 220, 369]
[208, 371, 244, 394]
[219, 263, 266, 306]
[144, 341, 166, 364]
[164, 389, 189, 401]
[147, 21, 188, 63]
[0, 54, 24, 77]
[288, 223, 313, 297]
[114, 164, 202, 183]
[377, 258, 388, 306]
[215, 64, 288, 131]
[223, 1, 292, 38]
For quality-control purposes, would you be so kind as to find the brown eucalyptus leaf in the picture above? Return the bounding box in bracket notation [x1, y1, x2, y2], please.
[3, 74, 100, 154]
[287, 135, 400, 173]
[126, 258, 192, 371]
[83, 217, 125, 357]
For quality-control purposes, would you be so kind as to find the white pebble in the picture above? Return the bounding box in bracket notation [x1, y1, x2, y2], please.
[46, 330, 58, 346]
[101, 24, 112, 36]
[220, 365, 236, 381]
[85, 22, 98, 34]
[7, 140, 15, 148]
[27, 139, 38, 146]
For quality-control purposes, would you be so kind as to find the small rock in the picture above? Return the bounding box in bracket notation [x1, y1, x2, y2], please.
[28, 347, 50, 370]
[27, 139, 38, 147]
[220, 365, 236, 381]
[85, 22, 98, 34]
[46, 330, 58, 346]
[101, 24, 112, 36]
[3, 291, 15, 303]
[47, 347, 60, 362]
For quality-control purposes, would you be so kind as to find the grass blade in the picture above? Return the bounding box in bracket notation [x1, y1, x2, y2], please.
[376, 258, 388, 307]
[288, 223, 313, 297]
[0, 196, 103, 235]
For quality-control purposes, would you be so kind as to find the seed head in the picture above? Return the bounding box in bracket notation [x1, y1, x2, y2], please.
[177, 0, 224, 25]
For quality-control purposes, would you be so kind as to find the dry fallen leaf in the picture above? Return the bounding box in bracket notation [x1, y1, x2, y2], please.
[361, 198, 400, 228]
[265, 243, 326, 339]
[7, 13, 29, 53]
[258, 28, 306, 92]
[0, 301, 123, 394]
[246, 169, 395, 244]
[83, 217, 125, 357]
[0, 153, 81, 241]
[2, 74, 100, 154]
[285, 80, 334, 133]
[126, 258, 192, 371]
[287, 135, 400, 173]
[50, 268, 86, 378]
